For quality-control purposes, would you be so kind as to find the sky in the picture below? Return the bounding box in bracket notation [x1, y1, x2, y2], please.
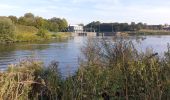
[0, 0, 170, 25]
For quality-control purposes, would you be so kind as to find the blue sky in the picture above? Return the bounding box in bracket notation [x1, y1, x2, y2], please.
[0, 0, 170, 25]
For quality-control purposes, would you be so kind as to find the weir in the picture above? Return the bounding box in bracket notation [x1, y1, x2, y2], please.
[71, 32, 117, 37]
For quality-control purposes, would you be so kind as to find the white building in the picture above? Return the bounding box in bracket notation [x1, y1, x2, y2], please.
[68, 25, 84, 33]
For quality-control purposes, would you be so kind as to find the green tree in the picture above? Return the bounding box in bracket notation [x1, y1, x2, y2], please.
[35, 17, 46, 29]
[136, 22, 144, 30]
[18, 13, 35, 26]
[8, 16, 18, 24]
[48, 18, 59, 32]
[0, 17, 15, 42]
[18, 16, 25, 25]
[36, 28, 51, 39]
[24, 13, 34, 18]
[60, 18, 68, 31]
[49, 17, 68, 32]
[130, 22, 136, 31]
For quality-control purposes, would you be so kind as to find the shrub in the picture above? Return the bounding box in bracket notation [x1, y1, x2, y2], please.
[36, 28, 51, 39]
[0, 59, 62, 100]
[0, 59, 43, 100]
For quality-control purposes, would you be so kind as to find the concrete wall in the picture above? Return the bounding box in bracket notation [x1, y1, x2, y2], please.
[71, 32, 97, 37]
[71, 32, 117, 37]
[97, 32, 116, 36]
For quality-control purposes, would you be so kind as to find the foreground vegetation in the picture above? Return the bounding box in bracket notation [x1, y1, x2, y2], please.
[0, 38, 170, 100]
[0, 13, 69, 43]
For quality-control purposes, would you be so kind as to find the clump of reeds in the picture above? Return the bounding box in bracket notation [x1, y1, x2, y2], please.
[0, 59, 43, 100]
[0, 59, 62, 100]
[71, 37, 170, 100]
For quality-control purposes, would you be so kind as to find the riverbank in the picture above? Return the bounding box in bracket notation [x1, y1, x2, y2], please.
[0, 24, 72, 43]
[128, 29, 170, 35]
[0, 39, 170, 100]
[0, 14, 69, 44]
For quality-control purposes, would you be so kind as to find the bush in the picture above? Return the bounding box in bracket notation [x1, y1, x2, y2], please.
[0, 59, 43, 100]
[36, 28, 51, 39]
[0, 59, 62, 100]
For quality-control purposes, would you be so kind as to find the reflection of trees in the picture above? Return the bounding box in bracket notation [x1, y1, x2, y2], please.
[0, 39, 70, 59]
[0, 44, 16, 62]
[0, 39, 70, 70]
[16, 43, 50, 51]
[0, 43, 50, 53]
[0, 44, 16, 53]
[112, 36, 147, 44]
[1, 39, 69, 52]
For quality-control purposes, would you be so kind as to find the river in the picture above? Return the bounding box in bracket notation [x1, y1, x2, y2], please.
[0, 35, 170, 76]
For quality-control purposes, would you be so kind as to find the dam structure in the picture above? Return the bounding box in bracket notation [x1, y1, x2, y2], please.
[68, 24, 116, 37]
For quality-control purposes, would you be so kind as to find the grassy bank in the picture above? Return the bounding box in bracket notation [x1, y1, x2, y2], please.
[0, 18, 71, 43]
[51, 32, 72, 40]
[11, 25, 71, 43]
[0, 38, 170, 100]
[14, 25, 41, 42]
[0, 13, 69, 43]
[128, 29, 170, 35]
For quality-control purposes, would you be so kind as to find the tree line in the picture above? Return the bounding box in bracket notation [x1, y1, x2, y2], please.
[84, 21, 164, 32]
[8, 13, 68, 32]
[0, 13, 68, 43]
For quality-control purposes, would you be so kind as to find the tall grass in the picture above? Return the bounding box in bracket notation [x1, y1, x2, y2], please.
[0, 38, 170, 100]
[0, 59, 62, 100]
[73, 38, 170, 100]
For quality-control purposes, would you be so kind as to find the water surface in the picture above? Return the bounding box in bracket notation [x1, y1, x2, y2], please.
[0, 36, 169, 76]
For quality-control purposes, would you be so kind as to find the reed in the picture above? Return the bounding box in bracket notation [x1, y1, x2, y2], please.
[0, 38, 170, 100]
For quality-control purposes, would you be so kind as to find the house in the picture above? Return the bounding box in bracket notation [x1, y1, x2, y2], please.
[68, 25, 84, 33]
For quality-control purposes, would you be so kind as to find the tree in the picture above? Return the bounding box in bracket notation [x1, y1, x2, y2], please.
[0, 17, 15, 41]
[24, 13, 34, 18]
[35, 17, 46, 29]
[8, 16, 18, 24]
[36, 28, 51, 39]
[60, 18, 68, 32]
[18, 13, 35, 26]
[85, 21, 101, 32]
[48, 22, 59, 32]
[18, 16, 25, 25]
[130, 22, 136, 31]
[48, 17, 68, 32]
